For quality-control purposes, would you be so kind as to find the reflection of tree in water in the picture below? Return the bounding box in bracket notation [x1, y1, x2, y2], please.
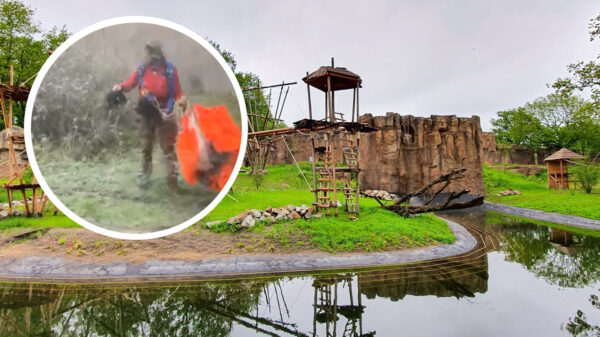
[0, 281, 263, 337]
[562, 288, 600, 337]
[500, 226, 600, 288]
[441, 209, 600, 289]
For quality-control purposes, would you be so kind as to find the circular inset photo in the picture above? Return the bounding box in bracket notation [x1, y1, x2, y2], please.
[25, 17, 247, 239]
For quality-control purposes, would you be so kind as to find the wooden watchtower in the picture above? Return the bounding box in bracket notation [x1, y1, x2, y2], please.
[543, 147, 584, 189]
[0, 65, 48, 216]
[300, 59, 375, 216]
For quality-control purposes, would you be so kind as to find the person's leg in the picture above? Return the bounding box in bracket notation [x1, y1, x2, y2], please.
[158, 119, 180, 192]
[138, 114, 157, 189]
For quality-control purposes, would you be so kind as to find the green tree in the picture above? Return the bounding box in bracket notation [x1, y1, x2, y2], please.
[552, 13, 600, 119]
[209, 40, 280, 131]
[492, 93, 600, 153]
[491, 107, 544, 150]
[0, 0, 69, 127]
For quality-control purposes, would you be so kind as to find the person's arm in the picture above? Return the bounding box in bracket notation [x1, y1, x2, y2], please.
[113, 70, 138, 92]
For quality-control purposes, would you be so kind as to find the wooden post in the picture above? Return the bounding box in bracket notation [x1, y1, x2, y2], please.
[7, 189, 13, 215]
[306, 72, 312, 120]
[356, 132, 361, 214]
[351, 87, 356, 123]
[327, 77, 338, 215]
[311, 132, 318, 207]
[8, 64, 13, 127]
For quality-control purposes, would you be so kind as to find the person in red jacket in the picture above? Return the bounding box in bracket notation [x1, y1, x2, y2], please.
[112, 41, 186, 193]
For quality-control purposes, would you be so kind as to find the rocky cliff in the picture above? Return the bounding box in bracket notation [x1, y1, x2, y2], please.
[358, 113, 484, 194]
[266, 113, 486, 195]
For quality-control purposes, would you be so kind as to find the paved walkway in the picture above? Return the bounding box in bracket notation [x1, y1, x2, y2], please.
[0, 219, 476, 281]
[484, 202, 600, 230]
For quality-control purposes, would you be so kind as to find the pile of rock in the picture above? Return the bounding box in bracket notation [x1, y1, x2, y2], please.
[496, 188, 521, 197]
[207, 204, 323, 230]
[362, 190, 396, 201]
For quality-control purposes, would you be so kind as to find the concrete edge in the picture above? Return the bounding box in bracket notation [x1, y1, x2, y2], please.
[0, 217, 477, 282]
[484, 202, 600, 230]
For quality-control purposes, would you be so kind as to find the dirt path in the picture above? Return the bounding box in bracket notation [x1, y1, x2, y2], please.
[0, 225, 323, 264]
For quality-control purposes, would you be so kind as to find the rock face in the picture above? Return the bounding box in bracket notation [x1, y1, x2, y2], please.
[359, 113, 484, 194]
[266, 113, 486, 195]
[480, 131, 543, 165]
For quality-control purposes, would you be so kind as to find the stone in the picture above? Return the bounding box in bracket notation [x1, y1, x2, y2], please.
[0, 210, 8, 219]
[299, 208, 307, 216]
[227, 215, 243, 225]
[304, 210, 313, 219]
[336, 200, 342, 207]
[263, 211, 271, 218]
[249, 209, 262, 218]
[287, 204, 296, 212]
[364, 190, 373, 196]
[270, 216, 276, 223]
[265, 113, 485, 195]
[241, 215, 255, 228]
[266, 206, 273, 213]
[290, 211, 301, 220]
[205, 220, 224, 228]
[12, 209, 21, 216]
[257, 215, 266, 222]
[276, 212, 288, 221]
[281, 208, 290, 215]
[313, 213, 322, 219]
[270, 208, 280, 215]
[377, 190, 387, 198]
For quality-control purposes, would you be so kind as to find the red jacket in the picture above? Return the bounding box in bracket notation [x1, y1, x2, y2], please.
[120, 63, 183, 106]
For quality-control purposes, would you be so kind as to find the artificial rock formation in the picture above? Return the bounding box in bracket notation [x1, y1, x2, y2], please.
[266, 113, 486, 195]
[358, 113, 484, 195]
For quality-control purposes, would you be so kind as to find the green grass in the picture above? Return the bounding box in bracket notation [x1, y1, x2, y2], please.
[0, 211, 79, 231]
[202, 163, 455, 253]
[483, 164, 600, 220]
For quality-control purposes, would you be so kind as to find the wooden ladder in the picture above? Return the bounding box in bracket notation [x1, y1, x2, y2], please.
[343, 178, 357, 213]
[313, 146, 334, 215]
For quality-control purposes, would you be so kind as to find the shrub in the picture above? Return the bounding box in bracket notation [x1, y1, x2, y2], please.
[571, 161, 600, 193]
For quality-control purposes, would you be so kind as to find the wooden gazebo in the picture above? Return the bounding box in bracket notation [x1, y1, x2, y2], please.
[543, 147, 584, 189]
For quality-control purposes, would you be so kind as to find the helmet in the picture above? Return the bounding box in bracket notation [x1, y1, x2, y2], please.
[145, 40, 164, 61]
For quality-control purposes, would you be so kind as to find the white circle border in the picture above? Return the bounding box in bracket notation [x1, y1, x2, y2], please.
[24, 16, 248, 240]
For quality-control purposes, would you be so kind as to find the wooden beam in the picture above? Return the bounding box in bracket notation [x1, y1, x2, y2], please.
[242, 81, 297, 92]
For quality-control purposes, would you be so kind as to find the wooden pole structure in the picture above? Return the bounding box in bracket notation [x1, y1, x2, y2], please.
[311, 132, 318, 207]
[8, 64, 13, 125]
[327, 75, 338, 215]
[356, 131, 361, 214]
[306, 72, 312, 120]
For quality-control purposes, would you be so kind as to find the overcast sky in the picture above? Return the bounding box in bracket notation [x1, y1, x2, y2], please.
[25, 0, 600, 130]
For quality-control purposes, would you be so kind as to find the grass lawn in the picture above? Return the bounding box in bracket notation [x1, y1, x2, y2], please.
[483, 164, 600, 221]
[0, 162, 455, 254]
[201, 163, 454, 253]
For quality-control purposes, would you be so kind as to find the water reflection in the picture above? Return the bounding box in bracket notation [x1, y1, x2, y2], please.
[1, 210, 599, 336]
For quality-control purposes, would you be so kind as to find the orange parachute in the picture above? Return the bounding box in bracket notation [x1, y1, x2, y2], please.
[176, 105, 241, 191]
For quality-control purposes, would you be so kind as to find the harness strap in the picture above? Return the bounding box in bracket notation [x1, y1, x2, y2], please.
[136, 61, 176, 113]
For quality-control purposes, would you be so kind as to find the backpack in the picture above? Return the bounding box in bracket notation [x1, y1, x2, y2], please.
[136, 61, 175, 113]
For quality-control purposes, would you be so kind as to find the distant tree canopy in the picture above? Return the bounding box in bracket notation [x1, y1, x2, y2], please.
[493, 12, 600, 156]
[209, 40, 282, 131]
[0, 0, 69, 128]
[492, 93, 600, 153]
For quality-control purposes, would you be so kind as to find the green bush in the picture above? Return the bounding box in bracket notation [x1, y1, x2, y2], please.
[571, 161, 600, 193]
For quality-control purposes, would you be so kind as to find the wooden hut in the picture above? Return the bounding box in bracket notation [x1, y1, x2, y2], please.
[543, 148, 584, 189]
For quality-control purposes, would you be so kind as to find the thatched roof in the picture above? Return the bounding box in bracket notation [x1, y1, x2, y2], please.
[544, 148, 585, 162]
[302, 66, 361, 92]
[0, 84, 30, 102]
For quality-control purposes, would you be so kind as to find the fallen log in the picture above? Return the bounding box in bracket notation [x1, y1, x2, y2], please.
[379, 167, 484, 217]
